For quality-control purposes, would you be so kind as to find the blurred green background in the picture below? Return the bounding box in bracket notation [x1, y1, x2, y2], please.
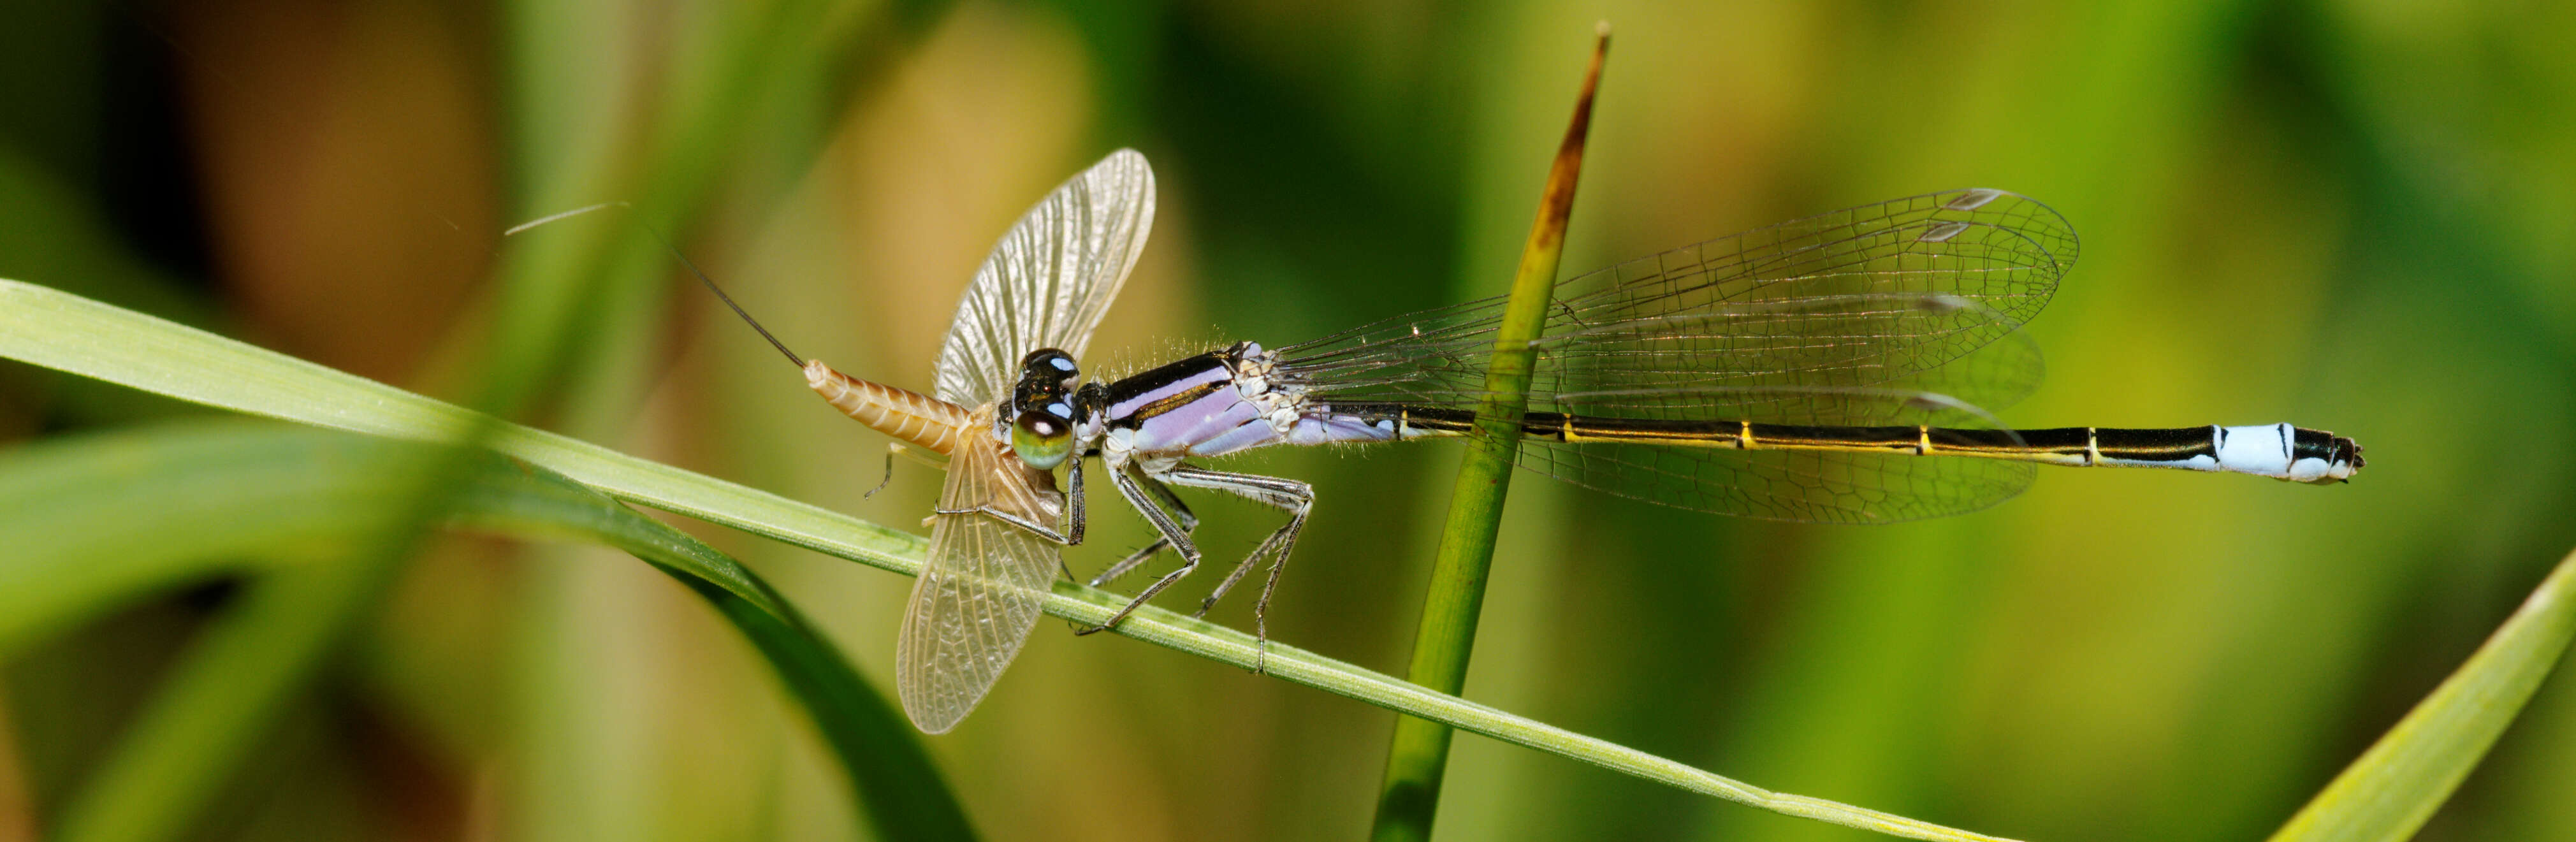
[4, 1, 2573, 840]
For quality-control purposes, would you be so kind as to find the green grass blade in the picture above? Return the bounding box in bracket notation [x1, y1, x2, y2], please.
[0, 277, 929, 568]
[2266, 546, 2576, 842]
[1, 423, 975, 841]
[1373, 30, 1608, 842]
[0, 420, 803, 658]
[52, 548, 411, 842]
[456, 450, 980, 842]
[0, 422, 410, 657]
[674, 581, 980, 842]
[48, 419, 473, 842]
[0, 275, 2028, 841]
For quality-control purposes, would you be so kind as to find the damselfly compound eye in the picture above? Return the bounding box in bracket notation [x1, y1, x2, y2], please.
[1021, 349, 1080, 388]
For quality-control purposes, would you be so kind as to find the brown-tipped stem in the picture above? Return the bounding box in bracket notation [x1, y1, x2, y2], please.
[1371, 26, 1608, 842]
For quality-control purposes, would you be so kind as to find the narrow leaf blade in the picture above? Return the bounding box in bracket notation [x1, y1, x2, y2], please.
[2266, 547, 2576, 842]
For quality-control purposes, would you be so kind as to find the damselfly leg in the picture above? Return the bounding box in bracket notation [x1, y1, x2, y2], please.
[1075, 462, 1312, 672]
[1078, 461, 1204, 635]
[931, 501, 1079, 544]
[1156, 465, 1313, 644]
[1089, 464, 1198, 588]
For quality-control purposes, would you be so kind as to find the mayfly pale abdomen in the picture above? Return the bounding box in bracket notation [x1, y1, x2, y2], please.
[803, 360, 974, 456]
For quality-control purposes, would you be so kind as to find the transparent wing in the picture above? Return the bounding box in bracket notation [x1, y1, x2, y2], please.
[1276, 189, 2076, 523]
[934, 149, 1156, 407]
[1543, 292, 2048, 414]
[896, 405, 1065, 733]
[1281, 189, 2074, 406]
[1519, 382, 2040, 523]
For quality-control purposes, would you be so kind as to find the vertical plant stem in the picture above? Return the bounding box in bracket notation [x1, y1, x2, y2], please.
[1371, 26, 1608, 842]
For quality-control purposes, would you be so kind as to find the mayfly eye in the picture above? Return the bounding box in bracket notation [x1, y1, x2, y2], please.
[1012, 409, 1073, 470]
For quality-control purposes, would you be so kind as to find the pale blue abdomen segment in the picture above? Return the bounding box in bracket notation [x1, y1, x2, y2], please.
[1153, 405, 1407, 458]
[1282, 414, 1402, 447]
[1128, 389, 1264, 454]
[1184, 412, 1404, 457]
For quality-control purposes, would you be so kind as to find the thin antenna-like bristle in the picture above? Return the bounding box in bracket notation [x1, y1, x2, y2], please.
[664, 246, 804, 368]
[504, 201, 805, 368]
[504, 201, 624, 236]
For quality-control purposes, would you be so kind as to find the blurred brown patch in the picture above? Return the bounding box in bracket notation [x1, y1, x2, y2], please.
[168, 0, 496, 383]
[836, 3, 1098, 375]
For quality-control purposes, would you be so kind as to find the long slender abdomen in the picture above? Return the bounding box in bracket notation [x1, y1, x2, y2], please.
[1529, 418, 2365, 484]
[1360, 403, 2364, 484]
[804, 360, 975, 456]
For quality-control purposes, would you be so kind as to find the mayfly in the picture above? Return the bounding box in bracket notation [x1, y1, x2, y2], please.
[701, 149, 2361, 733]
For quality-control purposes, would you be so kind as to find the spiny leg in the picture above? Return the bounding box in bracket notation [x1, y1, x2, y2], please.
[931, 503, 1072, 544]
[1091, 534, 1182, 589]
[931, 455, 1089, 551]
[865, 441, 953, 498]
[1054, 455, 1089, 582]
[1063, 454, 1087, 546]
[1089, 464, 1198, 588]
[1075, 456, 1202, 636]
[1153, 465, 1313, 672]
[862, 449, 896, 498]
[1158, 467, 1311, 617]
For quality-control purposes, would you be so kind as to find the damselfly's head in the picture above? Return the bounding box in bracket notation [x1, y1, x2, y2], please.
[1009, 349, 1082, 471]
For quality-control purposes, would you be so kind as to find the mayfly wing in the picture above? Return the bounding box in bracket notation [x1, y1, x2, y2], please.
[900, 150, 1151, 732]
[898, 405, 1066, 733]
[933, 149, 1156, 407]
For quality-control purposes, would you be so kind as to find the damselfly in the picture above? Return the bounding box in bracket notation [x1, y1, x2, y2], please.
[710, 149, 2362, 733]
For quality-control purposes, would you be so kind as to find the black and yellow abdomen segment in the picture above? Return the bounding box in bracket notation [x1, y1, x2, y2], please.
[1350, 403, 2364, 483]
